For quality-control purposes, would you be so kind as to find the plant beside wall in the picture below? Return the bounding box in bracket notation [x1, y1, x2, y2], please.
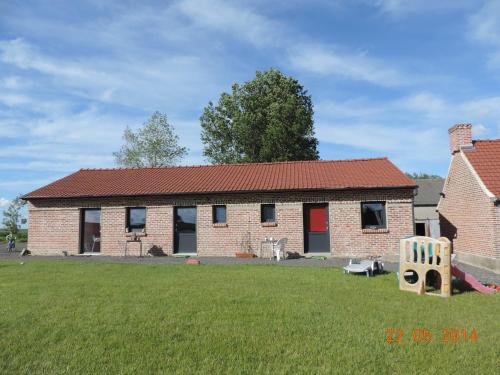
[236, 231, 255, 258]
[1, 196, 27, 242]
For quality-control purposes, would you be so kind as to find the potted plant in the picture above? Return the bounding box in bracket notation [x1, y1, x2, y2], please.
[235, 231, 256, 258]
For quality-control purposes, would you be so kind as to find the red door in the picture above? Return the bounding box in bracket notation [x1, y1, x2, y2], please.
[304, 204, 330, 253]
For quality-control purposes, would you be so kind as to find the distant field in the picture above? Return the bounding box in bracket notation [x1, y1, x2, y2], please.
[0, 261, 498, 374]
[0, 228, 27, 243]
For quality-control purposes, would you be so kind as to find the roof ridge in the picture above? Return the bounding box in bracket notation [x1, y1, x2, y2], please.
[80, 157, 390, 171]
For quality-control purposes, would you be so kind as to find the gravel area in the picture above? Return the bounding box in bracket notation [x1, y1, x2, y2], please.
[1, 250, 498, 284]
[0, 242, 27, 252]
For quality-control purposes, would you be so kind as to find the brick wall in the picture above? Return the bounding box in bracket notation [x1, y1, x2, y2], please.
[438, 153, 499, 260]
[448, 123, 472, 154]
[27, 204, 80, 255]
[27, 188, 414, 257]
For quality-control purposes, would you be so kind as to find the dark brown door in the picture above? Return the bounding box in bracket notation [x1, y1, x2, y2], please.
[304, 204, 330, 253]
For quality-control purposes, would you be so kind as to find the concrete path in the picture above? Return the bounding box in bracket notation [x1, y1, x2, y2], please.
[0, 242, 27, 252]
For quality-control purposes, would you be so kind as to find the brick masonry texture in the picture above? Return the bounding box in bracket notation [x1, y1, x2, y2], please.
[438, 153, 500, 260]
[27, 189, 414, 257]
[448, 124, 472, 154]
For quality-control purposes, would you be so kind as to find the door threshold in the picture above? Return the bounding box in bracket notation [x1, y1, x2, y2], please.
[79, 252, 102, 256]
[173, 253, 197, 257]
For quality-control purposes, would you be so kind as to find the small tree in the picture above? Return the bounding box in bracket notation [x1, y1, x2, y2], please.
[406, 172, 443, 179]
[2, 197, 26, 235]
[114, 111, 188, 167]
[201, 69, 319, 164]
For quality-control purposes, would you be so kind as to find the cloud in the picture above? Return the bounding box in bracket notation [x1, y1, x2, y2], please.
[176, 0, 283, 47]
[468, 1, 500, 72]
[472, 123, 488, 137]
[0, 198, 10, 208]
[288, 44, 409, 86]
[177, 1, 408, 86]
[315, 91, 500, 172]
[372, 0, 473, 16]
[0, 38, 102, 82]
[0, 38, 220, 112]
[469, 1, 500, 46]
[0, 92, 31, 107]
[0, 76, 28, 90]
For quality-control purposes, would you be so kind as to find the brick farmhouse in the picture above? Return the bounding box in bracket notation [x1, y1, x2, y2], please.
[23, 158, 416, 258]
[438, 124, 500, 272]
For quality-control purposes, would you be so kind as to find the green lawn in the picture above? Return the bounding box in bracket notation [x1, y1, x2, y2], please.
[0, 260, 498, 374]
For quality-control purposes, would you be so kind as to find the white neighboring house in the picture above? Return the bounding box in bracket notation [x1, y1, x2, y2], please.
[414, 178, 444, 238]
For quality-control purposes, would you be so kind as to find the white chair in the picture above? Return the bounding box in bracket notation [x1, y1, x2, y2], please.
[91, 235, 101, 252]
[273, 238, 288, 261]
[343, 259, 383, 277]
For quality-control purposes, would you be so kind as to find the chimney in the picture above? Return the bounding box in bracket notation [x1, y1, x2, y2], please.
[448, 123, 472, 154]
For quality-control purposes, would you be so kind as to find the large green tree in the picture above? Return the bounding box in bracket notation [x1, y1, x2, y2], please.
[114, 111, 188, 167]
[2, 197, 26, 235]
[200, 69, 319, 164]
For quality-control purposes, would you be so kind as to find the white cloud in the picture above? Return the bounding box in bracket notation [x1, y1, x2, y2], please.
[468, 1, 500, 72]
[176, 1, 408, 86]
[0, 37, 221, 112]
[0, 92, 31, 107]
[0, 197, 10, 208]
[315, 91, 500, 171]
[0, 39, 101, 82]
[397, 92, 449, 121]
[472, 123, 488, 137]
[176, 0, 283, 48]
[0, 76, 28, 90]
[289, 44, 409, 86]
[469, 1, 500, 46]
[373, 0, 473, 16]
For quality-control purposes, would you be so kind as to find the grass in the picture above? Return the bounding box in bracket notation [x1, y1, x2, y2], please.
[0, 260, 498, 374]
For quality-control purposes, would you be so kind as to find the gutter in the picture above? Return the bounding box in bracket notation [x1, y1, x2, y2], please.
[22, 184, 418, 201]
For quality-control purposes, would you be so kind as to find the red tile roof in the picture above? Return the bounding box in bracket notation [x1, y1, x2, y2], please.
[464, 140, 500, 197]
[23, 158, 415, 199]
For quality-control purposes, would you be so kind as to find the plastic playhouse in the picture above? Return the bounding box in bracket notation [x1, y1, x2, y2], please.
[399, 236, 496, 297]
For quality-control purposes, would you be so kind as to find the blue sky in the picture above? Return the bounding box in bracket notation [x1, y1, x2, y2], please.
[1, 0, 500, 217]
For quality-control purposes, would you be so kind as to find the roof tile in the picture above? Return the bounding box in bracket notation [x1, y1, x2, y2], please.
[464, 140, 500, 197]
[23, 158, 415, 199]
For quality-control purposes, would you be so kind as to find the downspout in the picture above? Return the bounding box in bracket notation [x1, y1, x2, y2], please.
[412, 186, 418, 236]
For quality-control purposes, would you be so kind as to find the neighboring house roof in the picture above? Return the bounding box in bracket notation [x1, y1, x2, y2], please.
[23, 158, 415, 199]
[414, 178, 445, 206]
[463, 140, 500, 198]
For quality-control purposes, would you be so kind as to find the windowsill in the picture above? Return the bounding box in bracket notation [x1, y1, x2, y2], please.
[261, 222, 277, 227]
[212, 223, 228, 228]
[362, 228, 389, 234]
[125, 231, 147, 237]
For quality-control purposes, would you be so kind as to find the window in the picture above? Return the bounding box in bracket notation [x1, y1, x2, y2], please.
[415, 222, 426, 236]
[361, 202, 386, 229]
[213, 205, 227, 224]
[261, 204, 276, 223]
[127, 207, 146, 232]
